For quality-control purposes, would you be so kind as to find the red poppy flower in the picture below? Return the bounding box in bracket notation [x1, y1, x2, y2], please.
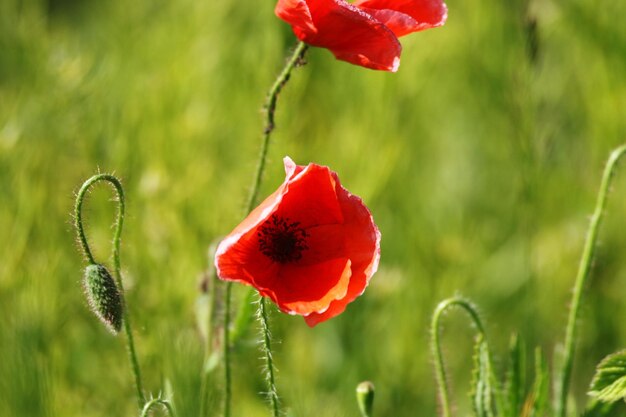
[275, 0, 447, 71]
[215, 157, 381, 326]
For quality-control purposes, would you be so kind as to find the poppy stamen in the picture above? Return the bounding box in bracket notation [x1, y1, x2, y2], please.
[258, 215, 309, 264]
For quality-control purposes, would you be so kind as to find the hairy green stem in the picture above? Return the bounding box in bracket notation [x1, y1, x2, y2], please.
[221, 41, 308, 417]
[74, 174, 146, 409]
[75, 177, 97, 265]
[556, 145, 626, 417]
[248, 41, 308, 211]
[431, 297, 487, 417]
[259, 296, 280, 417]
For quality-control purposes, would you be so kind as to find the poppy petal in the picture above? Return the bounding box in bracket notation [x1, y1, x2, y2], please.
[278, 0, 402, 71]
[304, 297, 349, 326]
[299, 224, 345, 266]
[216, 225, 281, 289]
[264, 258, 352, 315]
[275, 0, 318, 36]
[353, 0, 448, 35]
[353, 8, 420, 37]
[215, 160, 300, 284]
[276, 162, 344, 228]
[217, 159, 298, 251]
[304, 180, 381, 326]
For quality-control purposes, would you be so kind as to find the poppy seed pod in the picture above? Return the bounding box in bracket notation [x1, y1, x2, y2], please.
[83, 263, 124, 334]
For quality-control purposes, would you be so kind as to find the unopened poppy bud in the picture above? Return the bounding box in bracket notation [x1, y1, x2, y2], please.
[356, 381, 375, 417]
[83, 263, 123, 334]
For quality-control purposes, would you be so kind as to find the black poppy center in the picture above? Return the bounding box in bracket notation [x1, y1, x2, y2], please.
[258, 215, 309, 264]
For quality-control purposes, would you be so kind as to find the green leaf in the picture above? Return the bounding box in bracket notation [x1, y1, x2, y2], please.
[581, 399, 617, 417]
[505, 333, 526, 417]
[195, 293, 211, 347]
[470, 335, 495, 417]
[230, 287, 257, 345]
[589, 349, 626, 403]
[528, 347, 549, 417]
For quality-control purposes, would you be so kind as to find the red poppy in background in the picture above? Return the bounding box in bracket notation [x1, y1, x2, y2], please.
[215, 157, 381, 326]
[275, 0, 447, 71]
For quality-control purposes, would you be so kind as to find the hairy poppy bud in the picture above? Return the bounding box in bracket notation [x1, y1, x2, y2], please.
[356, 381, 375, 417]
[83, 263, 123, 334]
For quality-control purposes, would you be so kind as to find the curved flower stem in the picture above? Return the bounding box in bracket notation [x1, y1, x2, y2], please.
[140, 398, 176, 417]
[258, 296, 281, 417]
[556, 144, 626, 417]
[430, 297, 496, 417]
[74, 174, 146, 410]
[75, 178, 97, 265]
[221, 41, 308, 417]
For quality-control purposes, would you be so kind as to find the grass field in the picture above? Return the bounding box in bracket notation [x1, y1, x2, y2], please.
[1, 0, 626, 415]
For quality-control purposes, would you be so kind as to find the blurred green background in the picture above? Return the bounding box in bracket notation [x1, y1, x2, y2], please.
[2, 0, 626, 415]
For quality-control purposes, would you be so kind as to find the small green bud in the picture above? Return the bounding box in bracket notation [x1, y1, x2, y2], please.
[356, 381, 375, 417]
[83, 263, 123, 334]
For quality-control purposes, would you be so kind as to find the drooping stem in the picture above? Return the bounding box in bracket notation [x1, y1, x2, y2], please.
[221, 41, 308, 417]
[430, 297, 501, 417]
[556, 145, 626, 417]
[75, 177, 97, 265]
[74, 174, 146, 409]
[259, 296, 281, 417]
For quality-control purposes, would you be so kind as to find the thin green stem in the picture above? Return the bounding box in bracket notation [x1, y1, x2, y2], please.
[140, 398, 176, 417]
[199, 243, 219, 417]
[221, 41, 308, 417]
[258, 296, 280, 417]
[247, 41, 308, 213]
[74, 174, 146, 409]
[556, 144, 626, 417]
[223, 282, 232, 417]
[75, 177, 97, 265]
[431, 297, 487, 417]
